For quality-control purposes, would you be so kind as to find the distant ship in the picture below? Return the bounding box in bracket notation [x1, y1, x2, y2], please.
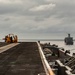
[64, 34, 73, 45]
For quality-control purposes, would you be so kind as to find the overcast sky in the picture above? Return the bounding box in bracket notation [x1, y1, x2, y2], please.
[0, 0, 75, 39]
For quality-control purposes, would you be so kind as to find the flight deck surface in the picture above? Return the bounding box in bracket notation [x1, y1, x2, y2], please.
[0, 42, 45, 75]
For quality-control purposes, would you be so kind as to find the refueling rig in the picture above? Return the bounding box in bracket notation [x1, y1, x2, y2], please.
[38, 42, 75, 75]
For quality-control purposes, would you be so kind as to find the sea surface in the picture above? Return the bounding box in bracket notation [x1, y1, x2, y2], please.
[0, 38, 75, 56]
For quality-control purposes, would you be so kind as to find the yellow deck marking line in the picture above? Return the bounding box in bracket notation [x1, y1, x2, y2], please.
[37, 42, 55, 75]
[0, 43, 20, 53]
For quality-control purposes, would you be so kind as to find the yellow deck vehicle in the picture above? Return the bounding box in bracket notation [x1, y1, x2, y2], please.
[4, 34, 18, 43]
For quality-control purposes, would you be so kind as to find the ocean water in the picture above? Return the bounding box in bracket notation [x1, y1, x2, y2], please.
[41, 41, 75, 56]
[0, 39, 75, 55]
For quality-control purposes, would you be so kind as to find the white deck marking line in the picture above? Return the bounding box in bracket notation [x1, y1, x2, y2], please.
[0, 43, 20, 53]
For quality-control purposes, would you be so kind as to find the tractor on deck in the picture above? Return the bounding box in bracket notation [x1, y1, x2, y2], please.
[4, 34, 18, 43]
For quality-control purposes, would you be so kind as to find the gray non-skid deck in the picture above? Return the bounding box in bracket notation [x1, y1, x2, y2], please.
[0, 42, 45, 75]
[0, 42, 9, 47]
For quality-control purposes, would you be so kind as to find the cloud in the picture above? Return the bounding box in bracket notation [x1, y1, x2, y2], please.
[30, 3, 56, 12]
[0, 0, 22, 4]
[0, 0, 75, 39]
